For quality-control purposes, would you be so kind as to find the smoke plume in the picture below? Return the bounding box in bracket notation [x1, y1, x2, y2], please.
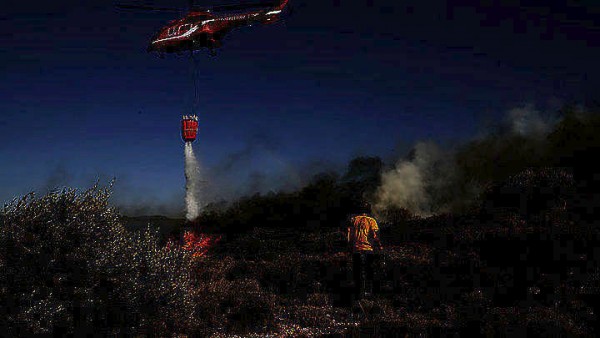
[374, 142, 456, 217]
[373, 105, 565, 218]
[200, 132, 321, 203]
[506, 105, 555, 138]
[185, 142, 202, 221]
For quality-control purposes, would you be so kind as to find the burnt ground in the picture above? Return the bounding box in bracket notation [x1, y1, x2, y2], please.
[191, 193, 600, 337]
[111, 166, 600, 336]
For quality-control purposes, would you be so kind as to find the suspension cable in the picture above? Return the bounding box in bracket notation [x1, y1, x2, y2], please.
[189, 50, 201, 114]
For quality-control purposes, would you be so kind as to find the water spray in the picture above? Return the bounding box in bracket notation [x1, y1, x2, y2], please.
[184, 142, 201, 220]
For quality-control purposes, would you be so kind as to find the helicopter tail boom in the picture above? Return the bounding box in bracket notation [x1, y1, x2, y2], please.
[277, 0, 289, 10]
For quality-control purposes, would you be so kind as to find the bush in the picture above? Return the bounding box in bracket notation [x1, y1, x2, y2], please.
[0, 185, 200, 336]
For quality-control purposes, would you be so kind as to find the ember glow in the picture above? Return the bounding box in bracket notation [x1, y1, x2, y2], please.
[182, 230, 222, 258]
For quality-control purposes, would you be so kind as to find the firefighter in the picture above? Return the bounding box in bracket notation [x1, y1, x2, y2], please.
[347, 201, 383, 298]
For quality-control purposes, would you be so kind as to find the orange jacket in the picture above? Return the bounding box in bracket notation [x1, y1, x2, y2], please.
[347, 214, 380, 252]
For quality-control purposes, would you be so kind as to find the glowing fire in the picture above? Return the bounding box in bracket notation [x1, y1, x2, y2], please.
[181, 230, 221, 258]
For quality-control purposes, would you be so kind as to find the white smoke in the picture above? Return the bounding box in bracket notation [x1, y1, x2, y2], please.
[507, 105, 553, 137]
[374, 142, 457, 217]
[184, 142, 202, 221]
[374, 105, 560, 219]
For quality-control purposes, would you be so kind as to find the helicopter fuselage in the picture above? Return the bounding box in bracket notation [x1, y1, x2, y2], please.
[148, 4, 285, 53]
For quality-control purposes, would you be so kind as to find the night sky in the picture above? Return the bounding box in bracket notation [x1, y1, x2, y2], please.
[1, 0, 599, 215]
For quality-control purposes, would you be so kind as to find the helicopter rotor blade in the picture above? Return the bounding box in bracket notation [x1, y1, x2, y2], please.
[115, 3, 184, 12]
[192, 1, 277, 12]
[116, 0, 280, 15]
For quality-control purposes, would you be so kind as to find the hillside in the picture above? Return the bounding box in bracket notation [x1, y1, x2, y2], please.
[2, 110, 600, 336]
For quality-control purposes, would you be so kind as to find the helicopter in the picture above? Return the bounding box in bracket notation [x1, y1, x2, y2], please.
[119, 0, 290, 54]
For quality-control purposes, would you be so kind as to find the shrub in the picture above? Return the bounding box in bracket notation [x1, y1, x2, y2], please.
[0, 185, 199, 336]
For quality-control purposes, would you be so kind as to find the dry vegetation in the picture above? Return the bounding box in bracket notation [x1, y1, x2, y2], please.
[2, 110, 600, 336]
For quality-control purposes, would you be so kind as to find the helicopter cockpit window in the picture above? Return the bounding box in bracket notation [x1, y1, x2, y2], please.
[180, 24, 191, 33]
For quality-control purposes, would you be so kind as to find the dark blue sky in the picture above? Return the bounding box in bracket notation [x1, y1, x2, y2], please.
[1, 0, 598, 215]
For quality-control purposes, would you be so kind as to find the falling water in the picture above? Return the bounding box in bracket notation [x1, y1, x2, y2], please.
[185, 142, 201, 221]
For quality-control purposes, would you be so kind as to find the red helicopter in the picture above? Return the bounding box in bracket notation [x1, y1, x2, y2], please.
[117, 1, 289, 142]
[119, 0, 290, 54]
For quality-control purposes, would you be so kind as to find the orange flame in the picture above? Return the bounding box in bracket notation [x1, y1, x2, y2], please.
[182, 230, 221, 258]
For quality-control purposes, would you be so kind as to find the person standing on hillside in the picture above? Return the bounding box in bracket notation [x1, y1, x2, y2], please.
[347, 202, 383, 298]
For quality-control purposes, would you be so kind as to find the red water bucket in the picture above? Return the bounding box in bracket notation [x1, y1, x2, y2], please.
[181, 115, 199, 142]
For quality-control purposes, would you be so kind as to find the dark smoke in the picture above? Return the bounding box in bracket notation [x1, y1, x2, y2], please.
[201, 133, 338, 205]
[43, 162, 73, 192]
[111, 176, 185, 218]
